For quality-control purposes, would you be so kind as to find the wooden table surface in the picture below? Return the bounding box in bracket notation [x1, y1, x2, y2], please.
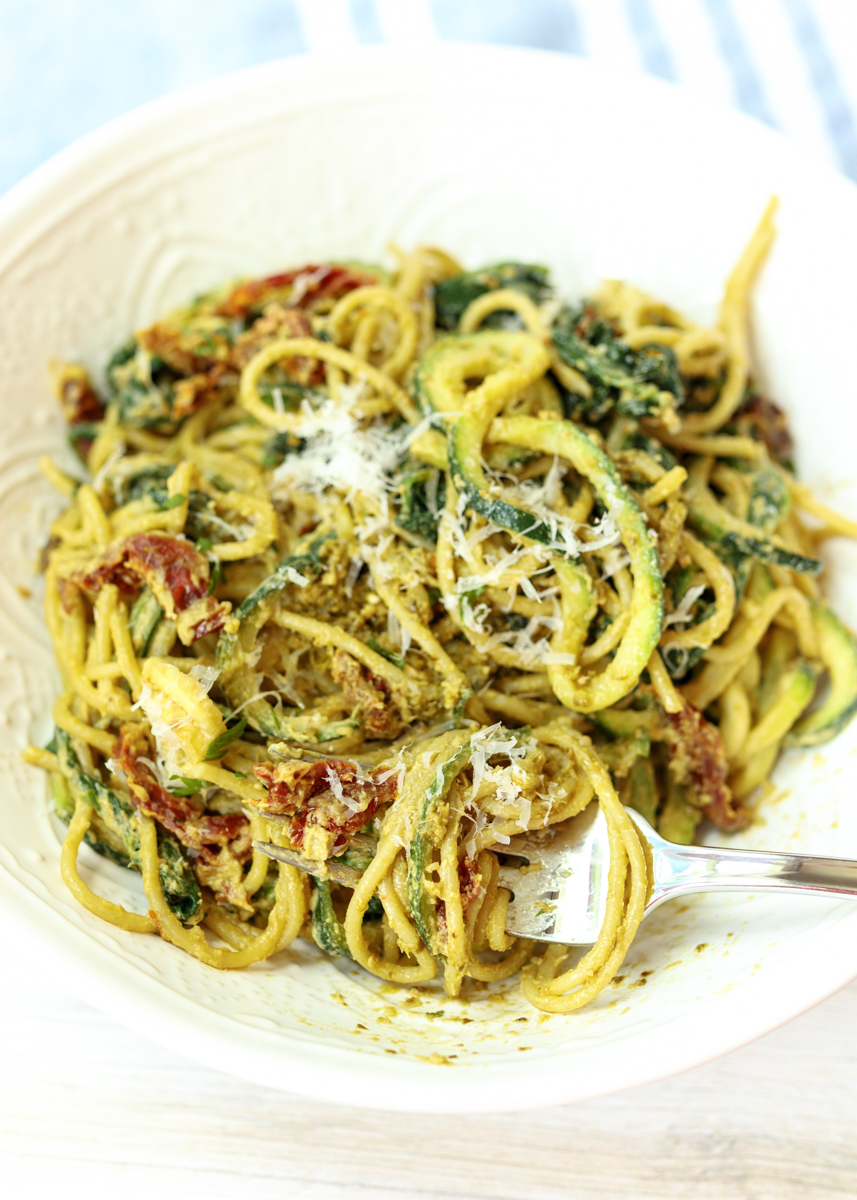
[4, 919, 856, 1200]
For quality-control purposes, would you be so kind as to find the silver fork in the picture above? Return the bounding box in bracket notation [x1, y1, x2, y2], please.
[497, 804, 857, 944]
[255, 803, 857, 944]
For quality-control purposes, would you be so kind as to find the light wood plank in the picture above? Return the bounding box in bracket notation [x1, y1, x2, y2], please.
[2, 929, 856, 1200]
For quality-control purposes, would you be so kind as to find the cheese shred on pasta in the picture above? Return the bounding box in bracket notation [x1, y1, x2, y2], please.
[26, 214, 857, 1014]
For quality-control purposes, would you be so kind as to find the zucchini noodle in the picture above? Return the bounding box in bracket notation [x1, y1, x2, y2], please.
[25, 220, 857, 1016]
[61, 796, 156, 934]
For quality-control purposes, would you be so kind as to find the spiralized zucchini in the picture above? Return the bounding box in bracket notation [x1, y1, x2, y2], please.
[25, 221, 857, 1016]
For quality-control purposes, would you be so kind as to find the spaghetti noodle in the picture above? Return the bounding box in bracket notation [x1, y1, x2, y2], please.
[25, 212, 857, 1014]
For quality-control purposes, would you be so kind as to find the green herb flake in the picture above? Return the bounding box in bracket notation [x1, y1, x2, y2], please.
[168, 775, 206, 796]
[367, 635, 406, 669]
[203, 716, 248, 761]
[207, 558, 224, 596]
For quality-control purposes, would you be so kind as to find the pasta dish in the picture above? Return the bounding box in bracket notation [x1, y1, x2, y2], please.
[24, 201, 857, 1014]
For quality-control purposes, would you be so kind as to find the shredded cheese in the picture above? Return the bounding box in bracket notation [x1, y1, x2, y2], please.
[387, 609, 412, 658]
[133, 684, 185, 786]
[490, 610, 563, 668]
[282, 566, 309, 588]
[468, 724, 533, 840]
[271, 394, 410, 507]
[188, 664, 220, 692]
[664, 584, 706, 627]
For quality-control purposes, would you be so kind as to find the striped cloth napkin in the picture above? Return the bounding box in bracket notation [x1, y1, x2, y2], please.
[1, 0, 854, 196]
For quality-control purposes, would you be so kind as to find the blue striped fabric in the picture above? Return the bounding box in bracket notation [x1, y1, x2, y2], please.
[699, 0, 777, 127]
[0, 0, 855, 196]
[431, 0, 584, 55]
[780, 0, 857, 179]
[621, 0, 676, 83]
[349, 0, 384, 44]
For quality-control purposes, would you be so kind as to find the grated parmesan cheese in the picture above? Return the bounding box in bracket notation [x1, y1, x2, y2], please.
[664, 584, 706, 627]
[599, 547, 631, 580]
[104, 757, 128, 786]
[91, 442, 127, 495]
[324, 764, 367, 816]
[459, 593, 491, 634]
[132, 684, 184, 786]
[463, 804, 489, 859]
[188, 664, 220, 692]
[468, 724, 533, 827]
[282, 565, 309, 588]
[581, 489, 624, 554]
[495, 460, 583, 557]
[287, 266, 330, 308]
[489, 819, 511, 845]
[344, 556, 364, 596]
[518, 795, 533, 829]
[223, 688, 281, 720]
[489, 610, 563, 669]
[376, 762, 406, 793]
[271, 394, 411, 508]
[387, 609, 412, 658]
[454, 544, 537, 595]
[536, 780, 566, 826]
[325, 765, 345, 801]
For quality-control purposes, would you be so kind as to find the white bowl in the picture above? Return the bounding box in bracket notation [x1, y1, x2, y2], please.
[2, 44, 857, 1114]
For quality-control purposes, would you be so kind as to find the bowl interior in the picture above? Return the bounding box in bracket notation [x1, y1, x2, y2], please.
[2, 45, 857, 1112]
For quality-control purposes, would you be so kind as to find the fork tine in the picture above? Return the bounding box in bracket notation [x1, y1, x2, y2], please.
[255, 802, 612, 946]
[495, 802, 612, 945]
[253, 841, 363, 887]
[268, 741, 378, 771]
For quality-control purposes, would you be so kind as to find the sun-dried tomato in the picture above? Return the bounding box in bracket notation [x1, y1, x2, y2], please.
[115, 726, 249, 861]
[253, 756, 396, 855]
[77, 533, 230, 642]
[215, 263, 375, 320]
[665, 704, 750, 831]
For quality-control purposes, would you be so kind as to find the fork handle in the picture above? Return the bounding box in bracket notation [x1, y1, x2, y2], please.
[652, 842, 857, 905]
